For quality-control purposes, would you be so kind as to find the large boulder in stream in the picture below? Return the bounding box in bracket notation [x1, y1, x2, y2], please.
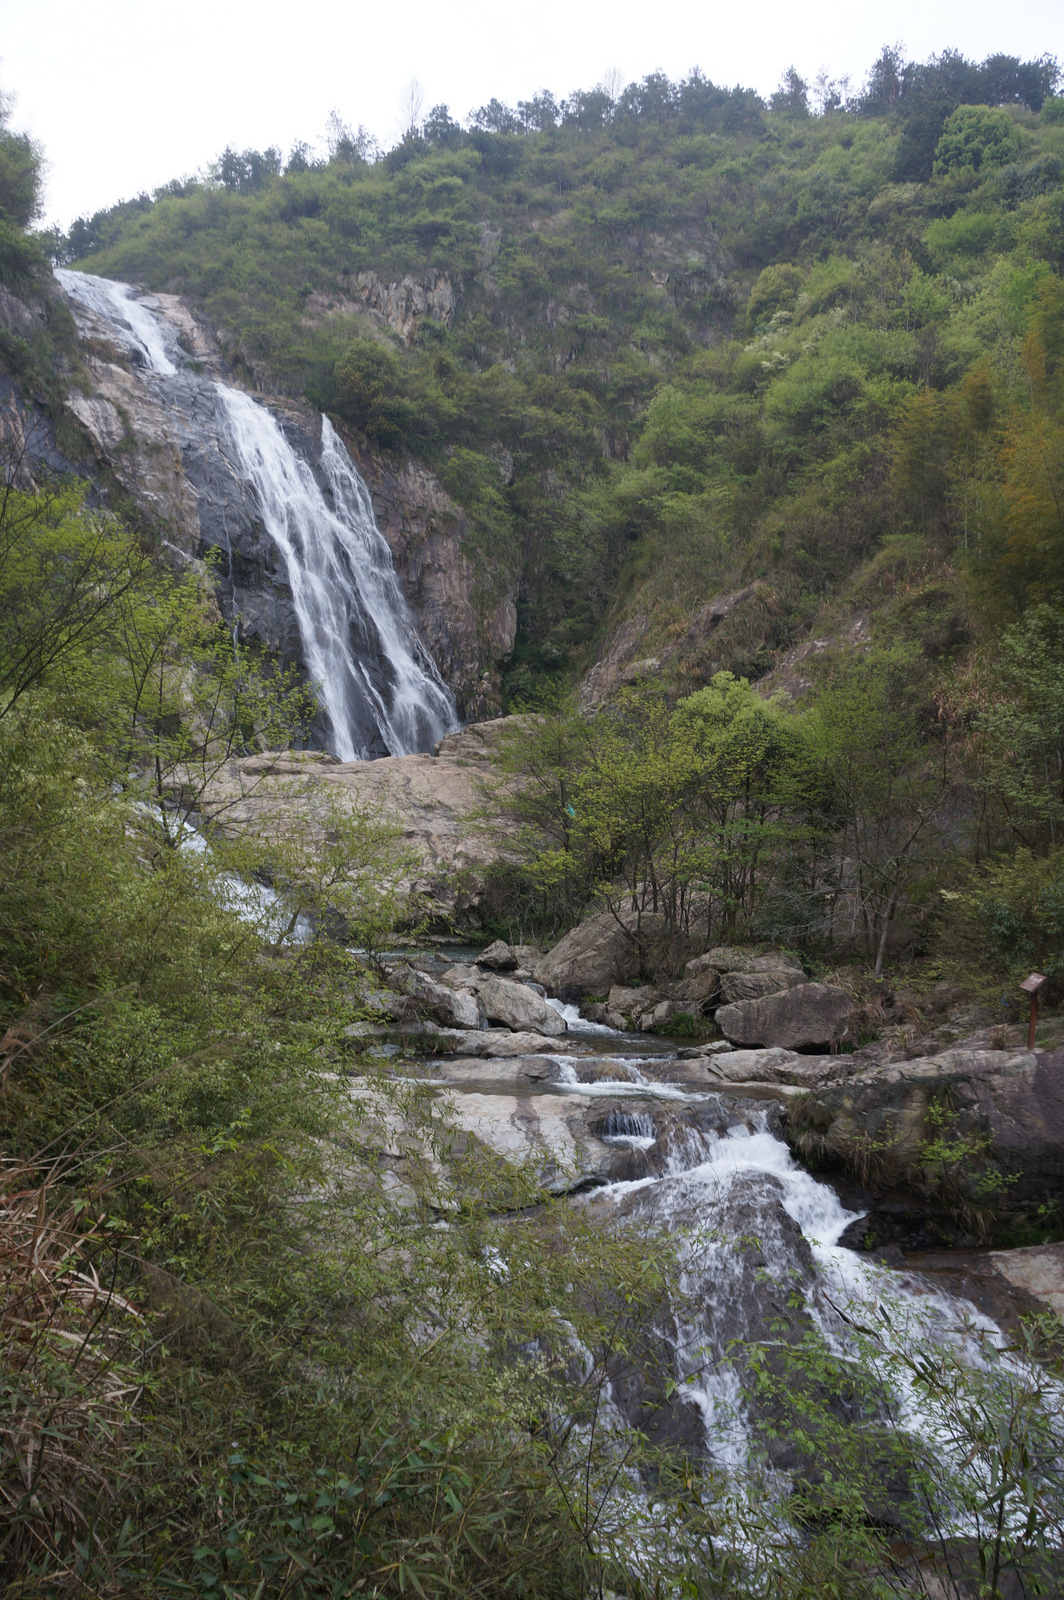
[534, 911, 697, 999]
[716, 982, 853, 1050]
[395, 966, 481, 1030]
[787, 1047, 1064, 1228]
[476, 975, 567, 1037]
[718, 968, 807, 1005]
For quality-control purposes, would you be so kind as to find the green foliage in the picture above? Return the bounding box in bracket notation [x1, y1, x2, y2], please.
[0, 468, 696, 1598]
[933, 104, 1021, 175]
[47, 46, 1063, 690]
[330, 338, 425, 448]
[733, 1300, 1064, 1598]
[802, 643, 955, 975]
[939, 848, 1064, 990]
[488, 675, 833, 953]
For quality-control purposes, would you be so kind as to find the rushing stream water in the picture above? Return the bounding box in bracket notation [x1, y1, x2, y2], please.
[420, 1002, 1064, 1569]
[54, 269, 458, 759]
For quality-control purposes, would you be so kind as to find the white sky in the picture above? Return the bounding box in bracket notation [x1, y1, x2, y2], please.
[2, 0, 1062, 228]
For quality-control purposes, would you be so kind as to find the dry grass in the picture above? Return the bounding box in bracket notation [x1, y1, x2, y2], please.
[0, 1162, 142, 1585]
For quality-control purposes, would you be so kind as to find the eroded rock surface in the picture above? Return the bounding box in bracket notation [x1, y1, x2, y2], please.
[788, 1047, 1064, 1226]
[717, 982, 853, 1050]
[195, 737, 515, 909]
[534, 910, 697, 999]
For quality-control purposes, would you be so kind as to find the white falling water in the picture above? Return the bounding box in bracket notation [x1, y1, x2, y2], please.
[54, 268, 177, 376]
[54, 269, 459, 760]
[215, 390, 458, 759]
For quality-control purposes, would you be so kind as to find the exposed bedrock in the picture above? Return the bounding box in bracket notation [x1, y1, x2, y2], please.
[787, 1046, 1064, 1231]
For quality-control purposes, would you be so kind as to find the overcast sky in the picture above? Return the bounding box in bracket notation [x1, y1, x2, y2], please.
[2, 0, 1062, 228]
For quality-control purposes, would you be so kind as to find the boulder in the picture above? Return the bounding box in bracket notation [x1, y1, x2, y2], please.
[425, 1028, 576, 1057]
[669, 967, 720, 1008]
[608, 984, 660, 1014]
[694, 947, 803, 977]
[683, 953, 725, 980]
[535, 913, 645, 997]
[398, 966, 482, 1030]
[354, 987, 409, 1019]
[988, 1244, 1064, 1318]
[476, 939, 519, 971]
[716, 983, 852, 1050]
[439, 964, 480, 988]
[443, 1091, 657, 1193]
[535, 910, 696, 999]
[640, 999, 695, 1032]
[703, 1048, 850, 1088]
[719, 968, 807, 1005]
[434, 1057, 572, 1091]
[476, 974, 567, 1037]
[787, 1047, 1064, 1226]
[478, 1029, 573, 1057]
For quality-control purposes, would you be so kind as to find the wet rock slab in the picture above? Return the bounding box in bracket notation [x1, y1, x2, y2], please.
[988, 1243, 1064, 1317]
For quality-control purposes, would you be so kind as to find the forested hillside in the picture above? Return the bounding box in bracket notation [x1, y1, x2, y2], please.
[5, 47, 1064, 1599]
[57, 47, 1064, 705]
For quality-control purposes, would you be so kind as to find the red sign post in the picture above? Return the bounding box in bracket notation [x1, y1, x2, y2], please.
[1019, 972, 1048, 1049]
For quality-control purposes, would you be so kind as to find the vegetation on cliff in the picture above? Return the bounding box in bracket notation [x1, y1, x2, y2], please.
[53, 49, 1063, 701]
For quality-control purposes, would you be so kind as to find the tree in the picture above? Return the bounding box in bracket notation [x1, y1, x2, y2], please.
[490, 676, 806, 953]
[803, 645, 953, 977]
[933, 104, 1019, 176]
[964, 606, 1064, 850]
[0, 473, 148, 722]
[399, 77, 426, 137]
[104, 560, 312, 849]
[771, 67, 810, 118]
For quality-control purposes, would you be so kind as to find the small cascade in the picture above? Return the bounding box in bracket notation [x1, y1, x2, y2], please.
[54, 270, 459, 760]
[545, 996, 622, 1035]
[594, 1106, 1057, 1504]
[600, 1109, 657, 1149]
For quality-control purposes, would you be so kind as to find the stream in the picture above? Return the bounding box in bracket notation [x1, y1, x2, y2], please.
[407, 993, 1064, 1568]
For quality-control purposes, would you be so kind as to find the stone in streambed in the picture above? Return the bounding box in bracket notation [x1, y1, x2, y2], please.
[422, 1028, 577, 1056]
[535, 910, 696, 998]
[716, 982, 852, 1050]
[396, 965, 482, 1030]
[608, 984, 659, 1014]
[988, 1243, 1064, 1317]
[434, 1056, 572, 1090]
[788, 1046, 1064, 1226]
[669, 966, 721, 1008]
[439, 964, 480, 988]
[640, 998, 694, 1032]
[476, 939, 519, 971]
[443, 1091, 656, 1192]
[481, 1029, 575, 1057]
[476, 974, 567, 1036]
[702, 1047, 849, 1087]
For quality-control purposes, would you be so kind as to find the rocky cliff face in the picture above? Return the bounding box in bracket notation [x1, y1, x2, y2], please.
[4, 276, 512, 724]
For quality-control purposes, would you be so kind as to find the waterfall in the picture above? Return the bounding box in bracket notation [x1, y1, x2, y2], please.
[54, 268, 177, 376]
[214, 391, 458, 759]
[54, 270, 459, 760]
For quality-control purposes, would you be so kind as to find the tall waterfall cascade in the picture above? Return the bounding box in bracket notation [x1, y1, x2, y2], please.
[54, 269, 459, 760]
